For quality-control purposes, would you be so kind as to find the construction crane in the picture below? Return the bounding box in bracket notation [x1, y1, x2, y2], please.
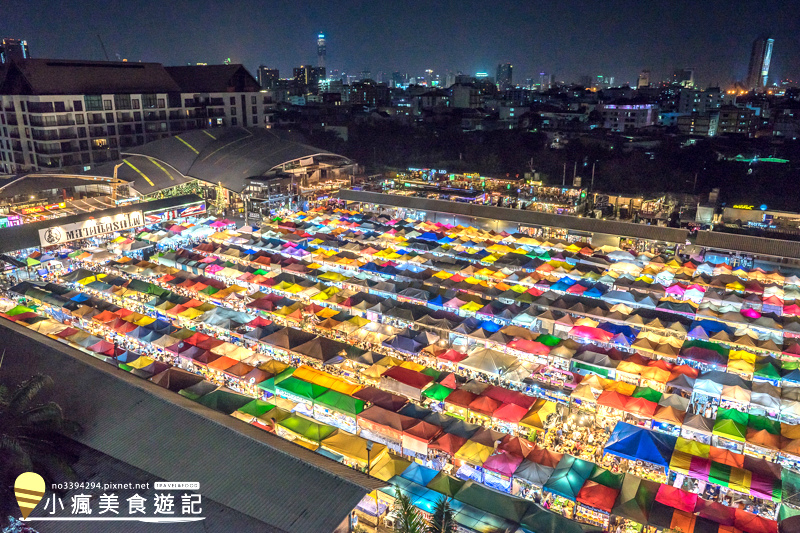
[97, 34, 110, 61]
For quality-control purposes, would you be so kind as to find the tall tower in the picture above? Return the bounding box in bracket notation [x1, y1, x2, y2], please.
[496, 62, 513, 91]
[317, 33, 326, 69]
[746, 36, 774, 90]
[0, 38, 30, 63]
[637, 70, 650, 88]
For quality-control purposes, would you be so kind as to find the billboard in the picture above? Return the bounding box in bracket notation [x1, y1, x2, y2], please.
[38, 211, 144, 247]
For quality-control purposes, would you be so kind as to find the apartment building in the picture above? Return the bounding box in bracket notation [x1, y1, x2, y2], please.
[0, 59, 268, 174]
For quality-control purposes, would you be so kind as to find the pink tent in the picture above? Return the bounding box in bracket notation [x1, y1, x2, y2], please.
[506, 339, 550, 356]
[665, 284, 686, 297]
[209, 220, 227, 228]
[482, 451, 524, 477]
[655, 484, 697, 513]
[741, 308, 761, 319]
[569, 325, 614, 343]
[205, 264, 224, 274]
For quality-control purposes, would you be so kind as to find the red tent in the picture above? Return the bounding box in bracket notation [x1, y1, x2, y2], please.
[444, 388, 478, 409]
[492, 403, 529, 424]
[694, 499, 736, 526]
[429, 433, 467, 456]
[403, 420, 442, 443]
[507, 338, 550, 356]
[597, 390, 630, 411]
[468, 395, 502, 417]
[185, 332, 212, 346]
[353, 386, 408, 412]
[498, 435, 535, 458]
[381, 366, 435, 390]
[576, 481, 619, 513]
[482, 385, 536, 409]
[438, 349, 468, 363]
[624, 397, 657, 418]
[655, 484, 697, 513]
[734, 508, 777, 533]
[526, 445, 563, 468]
[246, 316, 272, 328]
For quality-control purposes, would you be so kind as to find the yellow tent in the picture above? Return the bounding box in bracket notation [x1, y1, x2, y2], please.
[454, 441, 493, 466]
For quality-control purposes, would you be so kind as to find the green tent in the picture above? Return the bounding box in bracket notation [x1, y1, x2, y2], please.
[197, 390, 252, 414]
[748, 414, 781, 435]
[237, 399, 275, 418]
[422, 383, 454, 402]
[535, 334, 561, 347]
[171, 328, 196, 340]
[709, 461, 733, 487]
[199, 285, 219, 296]
[275, 376, 328, 402]
[520, 506, 592, 533]
[426, 472, 465, 497]
[712, 418, 746, 442]
[683, 339, 729, 356]
[454, 480, 531, 523]
[716, 407, 749, 426]
[315, 389, 365, 416]
[258, 367, 296, 394]
[589, 465, 624, 490]
[278, 415, 337, 443]
[6, 304, 34, 316]
[421, 367, 441, 380]
[26, 257, 41, 267]
[610, 473, 660, 525]
[68, 249, 84, 258]
[754, 362, 781, 380]
[632, 386, 662, 404]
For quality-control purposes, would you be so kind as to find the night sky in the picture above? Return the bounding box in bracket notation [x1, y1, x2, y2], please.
[5, 0, 800, 87]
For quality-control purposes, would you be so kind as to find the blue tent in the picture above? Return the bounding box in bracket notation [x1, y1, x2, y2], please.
[70, 293, 91, 302]
[689, 320, 732, 334]
[603, 422, 677, 468]
[543, 455, 594, 501]
[401, 463, 439, 486]
[382, 335, 423, 355]
[478, 320, 502, 333]
[428, 295, 445, 307]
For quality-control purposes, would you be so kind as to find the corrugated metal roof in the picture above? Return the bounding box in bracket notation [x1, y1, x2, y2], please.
[0, 320, 384, 533]
[337, 190, 689, 244]
[696, 230, 800, 259]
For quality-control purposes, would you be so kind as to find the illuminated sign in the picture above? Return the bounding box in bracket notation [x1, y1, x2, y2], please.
[20, 206, 45, 215]
[38, 211, 144, 247]
[732, 205, 753, 210]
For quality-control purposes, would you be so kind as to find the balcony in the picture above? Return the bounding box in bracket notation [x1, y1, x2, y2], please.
[32, 130, 77, 141]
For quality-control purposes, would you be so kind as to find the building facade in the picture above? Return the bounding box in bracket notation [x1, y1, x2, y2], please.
[599, 103, 656, 133]
[746, 36, 774, 90]
[0, 59, 267, 174]
[0, 38, 29, 64]
[496, 63, 513, 91]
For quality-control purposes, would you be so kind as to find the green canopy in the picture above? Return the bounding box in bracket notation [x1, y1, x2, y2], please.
[543, 455, 594, 501]
[68, 249, 84, 258]
[535, 334, 561, 347]
[454, 480, 531, 523]
[716, 407, 749, 426]
[199, 285, 219, 295]
[709, 461, 733, 487]
[712, 418, 746, 442]
[258, 367, 296, 394]
[683, 339, 729, 356]
[520, 506, 589, 533]
[197, 390, 252, 414]
[610, 473, 660, 525]
[315, 389, 365, 416]
[754, 362, 781, 380]
[426, 472, 465, 497]
[748, 414, 781, 435]
[589, 465, 624, 490]
[422, 383, 454, 402]
[421, 367, 442, 380]
[237, 399, 275, 418]
[275, 376, 328, 401]
[26, 257, 41, 266]
[278, 415, 337, 443]
[632, 386, 662, 404]
[6, 304, 34, 316]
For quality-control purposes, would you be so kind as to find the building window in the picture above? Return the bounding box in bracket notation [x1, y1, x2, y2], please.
[252, 105, 257, 115]
[231, 107, 236, 115]
[231, 117, 238, 126]
[74, 100, 83, 112]
[252, 116, 257, 125]
[106, 112, 114, 123]
[77, 127, 86, 138]
[132, 99, 140, 109]
[157, 98, 165, 108]
[54, 101, 66, 112]
[142, 95, 158, 109]
[230, 97, 236, 106]
[251, 95, 256, 104]
[114, 94, 132, 110]
[84, 95, 103, 111]
[104, 99, 113, 110]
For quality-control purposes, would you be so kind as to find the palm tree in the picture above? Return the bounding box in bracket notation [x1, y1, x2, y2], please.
[427, 495, 456, 533]
[393, 491, 425, 533]
[0, 373, 82, 525]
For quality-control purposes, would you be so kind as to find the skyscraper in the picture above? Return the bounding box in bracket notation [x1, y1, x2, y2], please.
[317, 33, 326, 69]
[746, 36, 774, 90]
[672, 68, 695, 88]
[0, 38, 30, 63]
[496, 63, 513, 91]
[637, 70, 650, 88]
[257, 66, 279, 89]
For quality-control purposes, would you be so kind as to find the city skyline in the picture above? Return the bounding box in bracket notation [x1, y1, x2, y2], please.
[3, 0, 800, 87]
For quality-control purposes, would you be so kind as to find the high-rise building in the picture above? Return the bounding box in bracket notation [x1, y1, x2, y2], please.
[672, 68, 695, 88]
[746, 36, 774, 90]
[0, 38, 30, 63]
[293, 65, 325, 93]
[317, 33, 326, 69]
[637, 70, 650, 88]
[360, 68, 371, 81]
[496, 63, 513, 91]
[257, 66, 279, 89]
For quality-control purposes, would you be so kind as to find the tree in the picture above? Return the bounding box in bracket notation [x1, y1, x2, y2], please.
[0, 374, 82, 525]
[393, 491, 425, 533]
[427, 495, 456, 533]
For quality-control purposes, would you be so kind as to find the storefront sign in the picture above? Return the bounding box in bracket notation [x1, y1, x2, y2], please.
[178, 203, 206, 217]
[38, 210, 144, 247]
[732, 204, 753, 210]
